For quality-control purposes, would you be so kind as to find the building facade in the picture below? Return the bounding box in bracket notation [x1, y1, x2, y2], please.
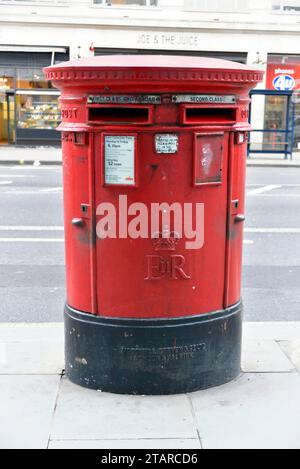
[0, 0, 300, 149]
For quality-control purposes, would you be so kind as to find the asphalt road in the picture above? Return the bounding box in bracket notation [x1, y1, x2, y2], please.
[0, 164, 299, 322]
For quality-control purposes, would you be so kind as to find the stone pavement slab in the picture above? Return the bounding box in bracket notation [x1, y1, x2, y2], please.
[243, 321, 300, 341]
[278, 340, 300, 372]
[190, 373, 300, 449]
[241, 338, 295, 372]
[0, 322, 63, 342]
[247, 153, 300, 167]
[49, 438, 201, 449]
[0, 340, 64, 374]
[1, 321, 300, 449]
[0, 375, 61, 449]
[51, 378, 197, 441]
[0, 146, 61, 165]
[0, 323, 64, 374]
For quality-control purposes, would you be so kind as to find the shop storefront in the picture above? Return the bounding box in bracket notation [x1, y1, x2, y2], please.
[0, 46, 247, 147]
[0, 49, 68, 145]
[249, 53, 300, 156]
[265, 54, 300, 150]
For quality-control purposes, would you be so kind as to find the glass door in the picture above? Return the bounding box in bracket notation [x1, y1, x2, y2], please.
[7, 93, 15, 144]
[292, 92, 300, 151]
[263, 94, 288, 152]
[0, 92, 15, 144]
[0, 93, 7, 143]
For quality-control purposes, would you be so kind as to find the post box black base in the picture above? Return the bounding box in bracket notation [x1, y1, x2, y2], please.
[64, 302, 242, 395]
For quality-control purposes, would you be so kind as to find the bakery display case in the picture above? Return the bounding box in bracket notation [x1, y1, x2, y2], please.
[15, 90, 61, 144]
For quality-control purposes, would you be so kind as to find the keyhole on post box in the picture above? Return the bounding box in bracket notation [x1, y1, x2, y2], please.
[81, 204, 88, 214]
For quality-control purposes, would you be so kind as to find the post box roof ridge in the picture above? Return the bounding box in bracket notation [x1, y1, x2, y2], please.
[44, 54, 263, 85]
[46, 54, 258, 72]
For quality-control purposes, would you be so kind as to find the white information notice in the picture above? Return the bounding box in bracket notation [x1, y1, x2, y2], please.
[155, 134, 178, 154]
[104, 135, 135, 185]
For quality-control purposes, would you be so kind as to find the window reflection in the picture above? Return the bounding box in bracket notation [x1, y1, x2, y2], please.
[0, 68, 14, 90]
[16, 68, 52, 89]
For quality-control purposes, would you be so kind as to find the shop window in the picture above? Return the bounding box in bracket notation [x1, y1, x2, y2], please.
[263, 94, 287, 151]
[0, 68, 14, 91]
[16, 92, 60, 130]
[250, 94, 292, 152]
[16, 68, 53, 90]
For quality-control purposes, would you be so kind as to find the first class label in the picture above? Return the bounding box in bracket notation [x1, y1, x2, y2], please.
[88, 95, 161, 104]
[104, 136, 135, 186]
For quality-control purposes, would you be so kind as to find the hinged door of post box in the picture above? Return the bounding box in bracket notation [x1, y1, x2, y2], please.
[94, 130, 229, 319]
[224, 132, 247, 307]
[62, 132, 93, 313]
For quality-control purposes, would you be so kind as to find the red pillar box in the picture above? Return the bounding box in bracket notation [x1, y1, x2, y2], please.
[44, 56, 263, 394]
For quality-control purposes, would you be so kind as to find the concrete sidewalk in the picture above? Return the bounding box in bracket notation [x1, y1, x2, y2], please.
[247, 152, 300, 167]
[1, 145, 300, 167]
[1, 322, 300, 449]
[0, 146, 61, 165]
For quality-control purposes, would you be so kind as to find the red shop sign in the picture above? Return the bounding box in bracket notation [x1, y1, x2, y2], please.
[266, 63, 300, 91]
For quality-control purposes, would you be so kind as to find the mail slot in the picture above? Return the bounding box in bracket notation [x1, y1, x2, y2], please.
[88, 105, 153, 125]
[181, 105, 237, 124]
[44, 55, 263, 395]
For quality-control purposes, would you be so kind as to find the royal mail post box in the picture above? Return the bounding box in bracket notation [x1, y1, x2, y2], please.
[45, 56, 263, 394]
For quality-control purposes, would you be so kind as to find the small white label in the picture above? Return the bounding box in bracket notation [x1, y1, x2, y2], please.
[104, 136, 135, 185]
[172, 95, 236, 104]
[155, 134, 178, 154]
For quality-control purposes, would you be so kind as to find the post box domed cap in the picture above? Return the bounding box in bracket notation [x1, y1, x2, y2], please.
[44, 54, 263, 85]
